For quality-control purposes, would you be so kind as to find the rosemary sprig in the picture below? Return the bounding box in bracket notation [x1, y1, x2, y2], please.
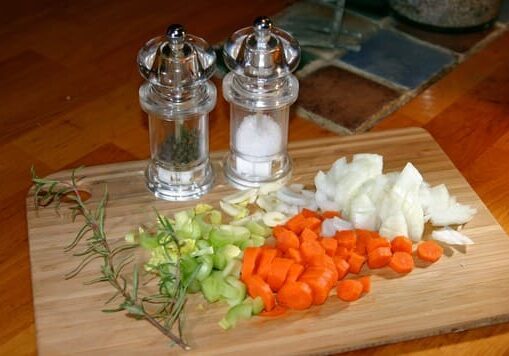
[31, 167, 191, 351]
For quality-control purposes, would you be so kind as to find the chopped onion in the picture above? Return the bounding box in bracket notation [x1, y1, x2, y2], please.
[432, 228, 474, 245]
[321, 217, 354, 237]
[276, 186, 309, 206]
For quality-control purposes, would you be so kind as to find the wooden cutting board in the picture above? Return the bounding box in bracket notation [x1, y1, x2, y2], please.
[27, 127, 509, 355]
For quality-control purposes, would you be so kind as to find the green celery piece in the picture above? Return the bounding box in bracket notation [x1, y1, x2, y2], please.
[187, 279, 201, 294]
[180, 256, 199, 284]
[200, 271, 225, 303]
[139, 232, 159, 250]
[196, 239, 211, 250]
[239, 239, 256, 250]
[209, 228, 235, 249]
[221, 225, 250, 241]
[245, 221, 270, 237]
[218, 303, 253, 330]
[213, 253, 226, 270]
[195, 255, 213, 281]
[251, 296, 264, 315]
[213, 244, 240, 270]
[195, 203, 213, 214]
[195, 215, 212, 239]
[222, 276, 246, 306]
[251, 234, 266, 247]
[210, 210, 222, 225]
[174, 210, 190, 230]
[222, 258, 242, 279]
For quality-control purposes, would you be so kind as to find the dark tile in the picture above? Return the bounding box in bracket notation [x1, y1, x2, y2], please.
[341, 29, 456, 89]
[395, 21, 495, 53]
[298, 66, 400, 131]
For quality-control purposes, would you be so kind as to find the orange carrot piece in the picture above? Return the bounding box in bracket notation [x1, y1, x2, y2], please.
[335, 246, 351, 259]
[332, 256, 350, 280]
[300, 239, 325, 262]
[286, 247, 303, 264]
[320, 238, 338, 257]
[348, 252, 366, 274]
[267, 257, 294, 292]
[335, 230, 357, 250]
[241, 247, 262, 282]
[337, 280, 363, 302]
[299, 272, 332, 305]
[366, 237, 391, 254]
[308, 255, 339, 283]
[286, 213, 307, 234]
[286, 263, 305, 283]
[303, 217, 322, 230]
[313, 226, 322, 237]
[300, 227, 318, 243]
[246, 275, 275, 311]
[389, 252, 415, 273]
[367, 246, 392, 269]
[417, 241, 443, 263]
[301, 208, 320, 219]
[391, 236, 413, 254]
[322, 211, 341, 219]
[273, 225, 289, 239]
[358, 276, 371, 293]
[259, 305, 287, 317]
[256, 248, 278, 280]
[275, 229, 300, 253]
[277, 281, 314, 310]
[355, 229, 373, 256]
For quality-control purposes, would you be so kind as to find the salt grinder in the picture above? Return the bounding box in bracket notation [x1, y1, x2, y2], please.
[138, 25, 216, 200]
[222, 16, 301, 189]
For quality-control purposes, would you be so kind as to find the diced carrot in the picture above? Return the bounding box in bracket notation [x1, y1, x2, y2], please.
[354, 229, 373, 256]
[335, 246, 351, 259]
[256, 248, 278, 280]
[358, 276, 371, 293]
[259, 305, 287, 317]
[286, 247, 303, 264]
[320, 238, 338, 257]
[276, 229, 300, 253]
[332, 256, 350, 280]
[313, 226, 322, 237]
[367, 246, 392, 269]
[389, 252, 414, 273]
[241, 247, 262, 283]
[308, 255, 338, 283]
[337, 279, 363, 302]
[267, 257, 294, 292]
[417, 241, 443, 263]
[300, 227, 318, 243]
[335, 230, 357, 250]
[286, 263, 304, 283]
[246, 275, 275, 311]
[348, 252, 366, 274]
[322, 211, 341, 219]
[273, 225, 289, 239]
[299, 271, 333, 305]
[303, 217, 321, 230]
[286, 213, 307, 234]
[300, 239, 325, 262]
[301, 208, 320, 219]
[391, 236, 413, 254]
[366, 237, 391, 254]
[277, 281, 314, 310]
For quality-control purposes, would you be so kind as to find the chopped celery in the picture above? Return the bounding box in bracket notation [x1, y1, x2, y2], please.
[209, 228, 235, 248]
[220, 225, 250, 241]
[239, 239, 256, 250]
[194, 215, 212, 239]
[187, 278, 201, 294]
[200, 271, 225, 303]
[180, 256, 198, 284]
[139, 232, 159, 250]
[174, 210, 191, 229]
[218, 303, 253, 330]
[195, 203, 213, 214]
[251, 234, 266, 247]
[221, 258, 242, 278]
[221, 276, 246, 306]
[251, 296, 264, 315]
[195, 255, 213, 281]
[196, 239, 211, 250]
[213, 252, 227, 270]
[245, 221, 270, 237]
[209, 210, 222, 225]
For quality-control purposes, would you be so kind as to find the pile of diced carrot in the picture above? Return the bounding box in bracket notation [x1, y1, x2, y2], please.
[241, 209, 443, 315]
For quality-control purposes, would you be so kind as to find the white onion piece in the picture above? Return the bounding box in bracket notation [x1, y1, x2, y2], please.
[289, 183, 304, 192]
[276, 186, 309, 206]
[263, 212, 288, 227]
[379, 213, 408, 240]
[430, 203, 477, 226]
[256, 195, 278, 212]
[321, 217, 354, 238]
[432, 228, 474, 245]
[259, 181, 284, 195]
[315, 191, 338, 212]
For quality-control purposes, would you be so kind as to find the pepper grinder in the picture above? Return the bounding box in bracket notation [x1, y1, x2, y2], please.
[138, 25, 216, 200]
[222, 16, 300, 189]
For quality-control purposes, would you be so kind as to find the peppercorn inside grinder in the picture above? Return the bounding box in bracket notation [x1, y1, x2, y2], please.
[222, 16, 301, 189]
[138, 25, 216, 200]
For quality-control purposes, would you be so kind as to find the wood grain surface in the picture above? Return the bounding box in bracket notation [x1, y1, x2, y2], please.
[2, 0, 509, 355]
[26, 128, 509, 355]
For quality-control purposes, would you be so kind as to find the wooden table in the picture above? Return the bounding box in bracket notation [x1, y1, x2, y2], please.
[1, 1, 509, 354]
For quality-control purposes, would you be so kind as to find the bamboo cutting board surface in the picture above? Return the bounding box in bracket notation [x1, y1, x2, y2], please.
[26, 127, 509, 355]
